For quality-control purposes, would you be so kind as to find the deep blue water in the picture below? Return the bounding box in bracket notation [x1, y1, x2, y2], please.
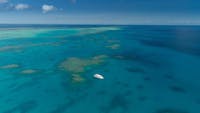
[0, 25, 200, 113]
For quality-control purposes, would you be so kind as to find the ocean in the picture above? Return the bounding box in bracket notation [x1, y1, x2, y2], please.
[0, 25, 200, 113]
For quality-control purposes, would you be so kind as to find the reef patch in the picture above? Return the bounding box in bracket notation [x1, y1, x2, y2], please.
[106, 44, 120, 50]
[71, 74, 86, 83]
[3, 100, 38, 113]
[59, 55, 108, 83]
[21, 69, 37, 74]
[0, 64, 19, 69]
[154, 108, 189, 113]
[169, 85, 186, 94]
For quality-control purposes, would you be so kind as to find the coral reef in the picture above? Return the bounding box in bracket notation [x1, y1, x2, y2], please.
[0, 64, 19, 69]
[21, 69, 37, 74]
[143, 76, 151, 81]
[59, 55, 108, 83]
[126, 67, 145, 73]
[112, 52, 163, 67]
[169, 85, 186, 94]
[60, 55, 107, 73]
[96, 90, 107, 95]
[71, 74, 86, 83]
[136, 84, 144, 90]
[77, 27, 121, 36]
[100, 94, 130, 113]
[107, 40, 120, 43]
[106, 44, 120, 50]
[154, 108, 188, 113]
[3, 100, 38, 113]
[164, 74, 175, 80]
[114, 55, 125, 59]
[50, 92, 88, 113]
[138, 96, 148, 102]
[0, 42, 64, 52]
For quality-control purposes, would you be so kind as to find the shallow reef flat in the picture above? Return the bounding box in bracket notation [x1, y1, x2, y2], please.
[0, 41, 66, 52]
[20, 69, 38, 75]
[0, 64, 19, 69]
[0, 26, 121, 41]
[106, 43, 121, 50]
[76, 27, 121, 36]
[71, 74, 86, 83]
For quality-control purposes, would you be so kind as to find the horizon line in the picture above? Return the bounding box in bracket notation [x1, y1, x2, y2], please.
[1, 23, 200, 26]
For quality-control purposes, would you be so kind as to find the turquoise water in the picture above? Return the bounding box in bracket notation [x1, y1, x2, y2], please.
[0, 25, 200, 113]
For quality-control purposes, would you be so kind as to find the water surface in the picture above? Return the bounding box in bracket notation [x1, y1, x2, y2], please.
[0, 25, 200, 113]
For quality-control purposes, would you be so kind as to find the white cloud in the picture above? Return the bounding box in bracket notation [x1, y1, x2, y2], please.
[42, 4, 56, 13]
[0, 0, 8, 4]
[15, 4, 29, 10]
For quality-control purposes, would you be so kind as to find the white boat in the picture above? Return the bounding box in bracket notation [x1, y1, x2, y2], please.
[94, 74, 104, 80]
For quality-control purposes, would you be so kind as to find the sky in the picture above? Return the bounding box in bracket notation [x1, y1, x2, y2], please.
[0, 0, 200, 25]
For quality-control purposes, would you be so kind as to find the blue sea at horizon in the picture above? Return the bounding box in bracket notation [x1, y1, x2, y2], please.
[0, 25, 200, 113]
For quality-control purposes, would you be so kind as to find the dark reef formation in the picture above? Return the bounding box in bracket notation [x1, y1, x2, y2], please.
[100, 94, 130, 113]
[143, 76, 151, 81]
[136, 84, 145, 90]
[138, 36, 200, 57]
[126, 67, 146, 74]
[3, 100, 37, 113]
[138, 96, 148, 102]
[164, 74, 175, 80]
[111, 50, 164, 68]
[154, 108, 189, 113]
[169, 85, 187, 94]
[50, 93, 88, 113]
